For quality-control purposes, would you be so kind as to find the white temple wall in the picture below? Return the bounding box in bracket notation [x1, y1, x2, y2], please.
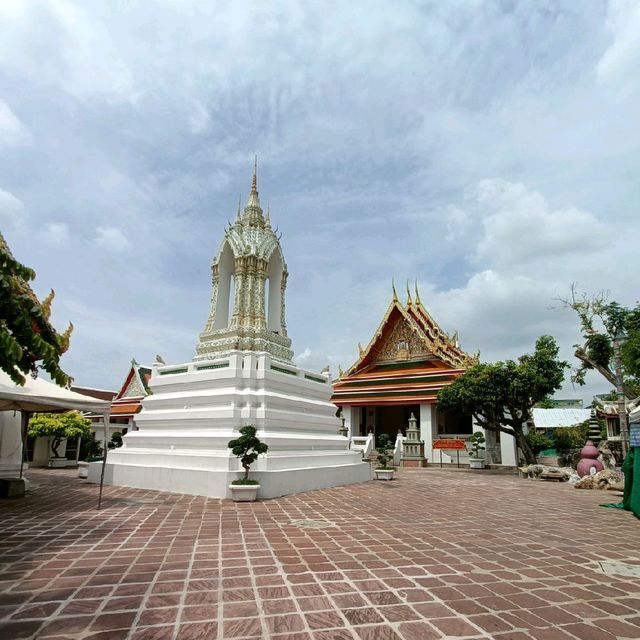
[500, 430, 519, 466]
[0, 411, 22, 477]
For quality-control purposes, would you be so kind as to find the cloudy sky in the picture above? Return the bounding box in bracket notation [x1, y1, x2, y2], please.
[1, 0, 638, 401]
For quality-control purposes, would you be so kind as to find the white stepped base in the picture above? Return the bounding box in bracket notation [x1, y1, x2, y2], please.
[93, 351, 372, 499]
[89, 458, 372, 499]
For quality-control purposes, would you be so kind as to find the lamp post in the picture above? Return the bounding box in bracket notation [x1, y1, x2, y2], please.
[613, 329, 629, 459]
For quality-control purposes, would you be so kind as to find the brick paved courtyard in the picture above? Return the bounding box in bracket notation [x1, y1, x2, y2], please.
[0, 469, 639, 640]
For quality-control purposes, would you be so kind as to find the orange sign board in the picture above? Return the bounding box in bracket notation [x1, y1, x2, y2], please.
[432, 439, 466, 450]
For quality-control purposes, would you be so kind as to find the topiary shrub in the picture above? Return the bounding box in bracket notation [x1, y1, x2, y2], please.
[375, 433, 394, 470]
[228, 425, 268, 485]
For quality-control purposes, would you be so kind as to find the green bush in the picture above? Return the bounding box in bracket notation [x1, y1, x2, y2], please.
[525, 431, 554, 456]
[108, 431, 123, 449]
[553, 422, 590, 467]
[553, 422, 590, 454]
[82, 435, 103, 460]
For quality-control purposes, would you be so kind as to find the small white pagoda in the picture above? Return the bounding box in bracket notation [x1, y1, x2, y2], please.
[95, 162, 370, 498]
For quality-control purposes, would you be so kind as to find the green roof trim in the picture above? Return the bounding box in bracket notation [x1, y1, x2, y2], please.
[336, 374, 455, 389]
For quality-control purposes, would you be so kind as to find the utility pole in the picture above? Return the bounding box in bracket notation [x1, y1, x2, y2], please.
[613, 330, 629, 459]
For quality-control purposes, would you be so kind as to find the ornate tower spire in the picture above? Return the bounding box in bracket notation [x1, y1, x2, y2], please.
[406, 281, 413, 305]
[196, 162, 293, 363]
[251, 154, 258, 194]
[243, 155, 264, 225]
[415, 279, 421, 305]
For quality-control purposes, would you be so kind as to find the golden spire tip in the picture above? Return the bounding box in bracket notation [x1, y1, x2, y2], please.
[251, 155, 258, 194]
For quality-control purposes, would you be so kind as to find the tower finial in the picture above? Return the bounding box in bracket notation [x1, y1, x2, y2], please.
[251, 155, 258, 195]
[406, 280, 412, 305]
[415, 279, 421, 305]
[392, 278, 398, 302]
[266, 203, 271, 227]
[237, 195, 242, 219]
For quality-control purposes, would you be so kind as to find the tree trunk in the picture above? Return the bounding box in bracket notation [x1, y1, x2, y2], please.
[51, 436, 62, 458]
[515, 431, 536, 465]
[574, 346, 635, 399]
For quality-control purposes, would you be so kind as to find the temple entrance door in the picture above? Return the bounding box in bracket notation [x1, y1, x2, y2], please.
[375, 405, 420, 441]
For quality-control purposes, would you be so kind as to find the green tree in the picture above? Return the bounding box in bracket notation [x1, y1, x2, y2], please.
[108, 431, 123, 449]
[561, 286, 640, 398]
[375, 433, 393, 469]
[0, 232, 73, 386]
[228, 425, 268, 482]
[437, 336, 568, 465]
[28, 411, 93, 459]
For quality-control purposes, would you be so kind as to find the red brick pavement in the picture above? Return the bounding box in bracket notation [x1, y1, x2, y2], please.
[0, 468, 638, 639]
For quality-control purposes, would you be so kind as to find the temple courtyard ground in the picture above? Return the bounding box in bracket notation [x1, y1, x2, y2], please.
[0, 469, 639, 640]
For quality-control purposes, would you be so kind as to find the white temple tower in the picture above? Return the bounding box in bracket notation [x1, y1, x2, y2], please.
[195, 159, 294, 363]
[94, 162, 371, 498]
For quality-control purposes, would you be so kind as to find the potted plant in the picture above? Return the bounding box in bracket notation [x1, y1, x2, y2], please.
[227, 425, 268, 501]
[374, 433, 395, 480]
[468, 431, 486, 469]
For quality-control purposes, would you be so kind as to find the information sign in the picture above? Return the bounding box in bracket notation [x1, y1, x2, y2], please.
[432, 439, 466, 451]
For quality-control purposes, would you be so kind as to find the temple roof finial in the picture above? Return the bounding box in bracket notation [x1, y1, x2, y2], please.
[266, 203, 271, 227]
[251, 155, 258, 195]
[236, 195, 242, 219]
[392, 278, 398, 303]
[406, 280, 412, 305]
[244, 155, 262, 216]
[415, 279, 421, 305]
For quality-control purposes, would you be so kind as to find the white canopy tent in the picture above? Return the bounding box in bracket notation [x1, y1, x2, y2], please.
[0, 370, 112, 508]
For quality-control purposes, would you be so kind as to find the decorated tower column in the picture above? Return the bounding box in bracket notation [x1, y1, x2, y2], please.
[195, 158, 294, 363]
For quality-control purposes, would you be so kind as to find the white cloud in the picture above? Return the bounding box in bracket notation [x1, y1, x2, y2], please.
[596, 0, 640, 87]
[0, 188, 26, 226]
[40, 221, 70, 246]
[473, 179, 609, 269]
[0, 100, 31, 147]
[94, 226, 132, 252]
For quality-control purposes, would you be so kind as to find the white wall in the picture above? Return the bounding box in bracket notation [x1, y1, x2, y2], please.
[0, 411, 23, 477]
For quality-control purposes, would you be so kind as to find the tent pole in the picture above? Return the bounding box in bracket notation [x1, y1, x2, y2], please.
[97, 409, 111, 510]
[19, 411, 30, 479]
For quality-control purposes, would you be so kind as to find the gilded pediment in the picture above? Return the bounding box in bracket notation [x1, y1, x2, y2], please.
[370, 315, 430, 363]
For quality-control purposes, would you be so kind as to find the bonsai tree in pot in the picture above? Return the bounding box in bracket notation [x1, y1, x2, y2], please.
[468, 431, 486, 469]
[374, 433, 395, 480]
[227, 425, 268, 501]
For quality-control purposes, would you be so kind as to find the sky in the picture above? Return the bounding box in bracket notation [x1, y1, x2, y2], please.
[1, 0, 638, 402]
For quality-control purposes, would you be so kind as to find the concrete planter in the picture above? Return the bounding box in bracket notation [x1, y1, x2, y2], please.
[469, 458, 486, 470]
[78, 461, 89, 479]
[374, 469, 395, 481]
[48, 458, 70, 468]
[229, 484, 260, 502]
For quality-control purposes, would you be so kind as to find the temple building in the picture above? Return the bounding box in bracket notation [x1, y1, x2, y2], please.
[333, 286, 518, 466]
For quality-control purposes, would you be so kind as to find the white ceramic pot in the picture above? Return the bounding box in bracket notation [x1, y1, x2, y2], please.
[469, 458, 486, 469]
[78, 461, 89, 478]
[229, 484, 260, 502]
[375, 469, 395, 481]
